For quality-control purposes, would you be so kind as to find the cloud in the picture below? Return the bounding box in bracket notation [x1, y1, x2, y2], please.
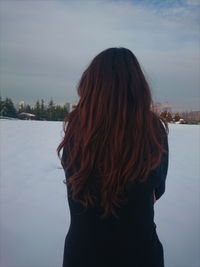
[0, 0, 199, 110]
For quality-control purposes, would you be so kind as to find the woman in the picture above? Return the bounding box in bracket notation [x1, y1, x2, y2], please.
[57, 47, 169, 267]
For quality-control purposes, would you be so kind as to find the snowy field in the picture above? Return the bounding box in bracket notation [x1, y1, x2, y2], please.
[0, 119, 200, 267]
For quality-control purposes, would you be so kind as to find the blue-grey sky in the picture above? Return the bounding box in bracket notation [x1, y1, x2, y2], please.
[0, 0, 200, 111]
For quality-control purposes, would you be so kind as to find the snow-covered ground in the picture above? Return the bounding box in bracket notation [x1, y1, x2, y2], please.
[0, 119, 199, 267]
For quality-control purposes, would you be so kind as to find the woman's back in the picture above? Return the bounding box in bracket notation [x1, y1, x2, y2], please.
[57, 47, 169, 267]
[61, 119, 168, 267]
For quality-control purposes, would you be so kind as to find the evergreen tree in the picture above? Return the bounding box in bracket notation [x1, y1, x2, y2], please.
[47, 99, 56, 121]
[40, 99, 46, 119]
[18, 102, 26, 113]
[33, 99, 41, 120]
[1, 105, 8, 117]
[0, 98, 18, 118]
[24, 104, 32, 113]
[62, 103, 68, 120]
[55, 103, 68, 121]
[0, 96, 2, 113]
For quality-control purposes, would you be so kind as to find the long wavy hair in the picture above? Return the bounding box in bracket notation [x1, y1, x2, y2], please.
[57, 47, 168, 219]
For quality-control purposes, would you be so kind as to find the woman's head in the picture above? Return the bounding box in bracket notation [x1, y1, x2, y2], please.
[77, 47, 151, 114]
[57, 47, 168, 219]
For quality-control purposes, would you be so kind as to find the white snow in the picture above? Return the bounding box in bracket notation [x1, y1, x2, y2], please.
[0, 120, 199, 267]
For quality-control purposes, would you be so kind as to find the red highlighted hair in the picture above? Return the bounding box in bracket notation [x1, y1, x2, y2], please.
[57, 47, 168, 219]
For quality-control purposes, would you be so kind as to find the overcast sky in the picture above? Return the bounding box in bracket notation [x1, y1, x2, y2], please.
[0, 0, 200, 111]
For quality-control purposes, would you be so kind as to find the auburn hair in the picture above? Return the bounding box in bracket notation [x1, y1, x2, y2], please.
[57, 47, 168, 219]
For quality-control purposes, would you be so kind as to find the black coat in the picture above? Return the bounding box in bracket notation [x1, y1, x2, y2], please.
[61, 121, 169, 267]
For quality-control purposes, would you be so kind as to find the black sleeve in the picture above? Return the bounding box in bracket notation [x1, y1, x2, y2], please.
[61, 143, 76, 180]
[61, 146, 71, 180]
[154, 122, 169, 200]
[61, 147, 66, 169]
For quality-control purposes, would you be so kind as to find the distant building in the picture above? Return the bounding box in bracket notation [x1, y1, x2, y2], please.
[18, 112, 36, 120]
[17, 100, 27, 110]
[66, 102, 73, 113]
[175, 118, 186, 124]
[188, 111, 200, 121]
[66, 102, 77, 112]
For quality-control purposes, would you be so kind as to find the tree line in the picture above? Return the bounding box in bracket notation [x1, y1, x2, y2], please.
[0, 96, 69, 121]
[157, 110, 200, 124]
[0, 96, 199, 124]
